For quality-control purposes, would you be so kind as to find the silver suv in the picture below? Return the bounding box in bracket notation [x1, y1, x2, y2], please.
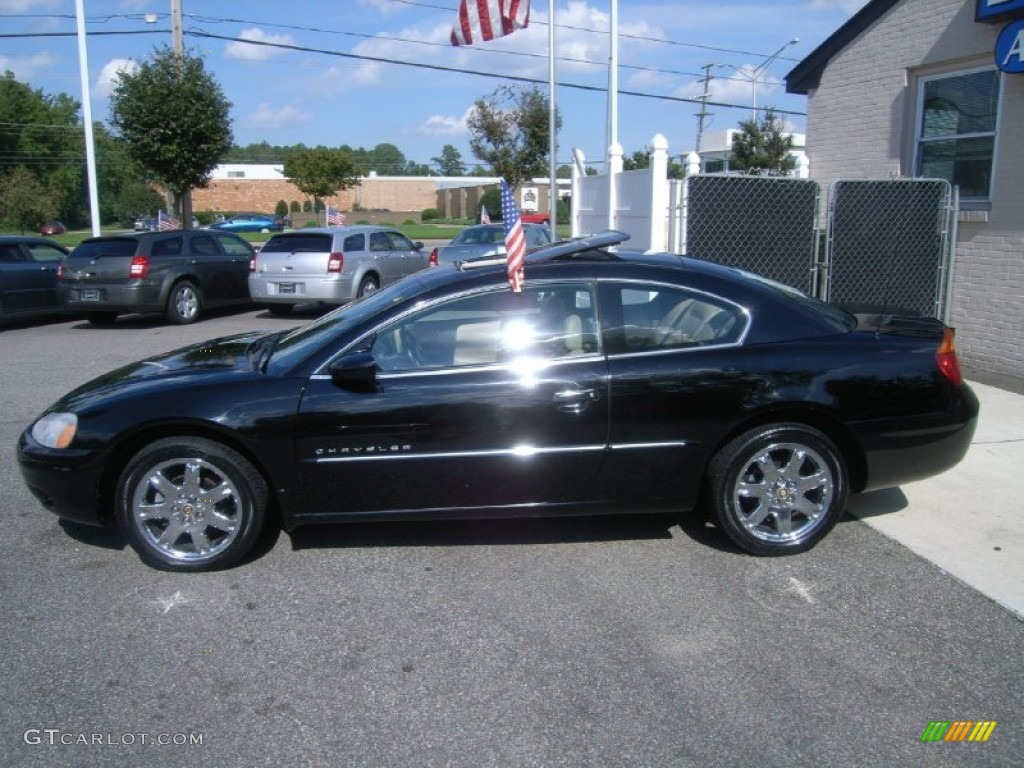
[249, 226, 427, 316]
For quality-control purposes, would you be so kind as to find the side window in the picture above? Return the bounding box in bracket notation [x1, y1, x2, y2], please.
[601, 284, 743, 355]
[216, 235, 253, 257]
[0, 244, 26, 263]
[371, 284, 599, 373]
[27, 244, 66, 262]
[190, 235, 217, 256]
[344, 234, 365, 252]
[385, 232, 415, 251]
[152, 237, 183, 257]
[369, 232, 391, 252]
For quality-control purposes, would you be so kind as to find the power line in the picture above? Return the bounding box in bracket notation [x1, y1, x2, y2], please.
[188, 30, 805, 117]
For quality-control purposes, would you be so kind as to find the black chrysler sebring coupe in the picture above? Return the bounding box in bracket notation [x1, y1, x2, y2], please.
[18, 231, 979, 571]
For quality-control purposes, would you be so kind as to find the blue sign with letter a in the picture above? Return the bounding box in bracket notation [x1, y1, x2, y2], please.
[977, 0, 1024, 23]
[996, 19, 1024, 72]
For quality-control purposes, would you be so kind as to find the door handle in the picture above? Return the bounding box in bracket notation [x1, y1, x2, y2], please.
[553, 387, 598, 414]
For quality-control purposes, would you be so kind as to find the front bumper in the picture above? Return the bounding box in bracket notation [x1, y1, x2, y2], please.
[17, 430, 108, 526]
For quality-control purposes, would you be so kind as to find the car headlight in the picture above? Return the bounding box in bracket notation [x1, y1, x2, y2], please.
[31, 412, 78, 449]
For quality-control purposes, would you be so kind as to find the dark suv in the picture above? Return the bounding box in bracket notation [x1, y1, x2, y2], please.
[59, 230, 254, 325]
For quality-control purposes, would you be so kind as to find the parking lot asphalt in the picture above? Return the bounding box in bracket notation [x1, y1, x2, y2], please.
[1, 308, 1021, 767]
[848, 380, 1024, 620]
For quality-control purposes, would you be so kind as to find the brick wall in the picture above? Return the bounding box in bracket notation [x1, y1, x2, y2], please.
[803, 0, 1024, 379]
[191, 176, 439, 215]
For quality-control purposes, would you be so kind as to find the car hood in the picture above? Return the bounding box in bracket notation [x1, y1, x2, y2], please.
[53, 331, 270, 412]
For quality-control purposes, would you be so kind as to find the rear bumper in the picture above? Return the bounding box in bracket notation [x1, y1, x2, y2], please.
[60, 281, 162, 313]
[853, 384, 980, 492]
[17, 430, 108, 526]
[248, 274, 355, 304]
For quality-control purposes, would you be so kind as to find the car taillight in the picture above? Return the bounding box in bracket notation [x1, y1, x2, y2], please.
[129, 255, 149, 279]
[249, 253, 257, 272]
[936, 327, 963, 386]
[328, 252, 343, 273]
[429, 248, 439, 267]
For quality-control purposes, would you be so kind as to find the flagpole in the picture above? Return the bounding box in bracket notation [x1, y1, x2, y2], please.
[607, 0, 618, 231]
[548, 0, 557, 234]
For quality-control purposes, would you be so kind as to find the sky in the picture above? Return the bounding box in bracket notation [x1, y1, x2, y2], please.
[0, 0, 871, 172]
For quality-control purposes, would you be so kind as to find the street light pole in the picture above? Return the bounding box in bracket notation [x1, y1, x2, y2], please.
[75, 0, 102, 237]
[718, 37, 799, 120]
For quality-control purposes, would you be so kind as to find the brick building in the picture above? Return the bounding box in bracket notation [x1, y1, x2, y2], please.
[786, 0, 1024, 380]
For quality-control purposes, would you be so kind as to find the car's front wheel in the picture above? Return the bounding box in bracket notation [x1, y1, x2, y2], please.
[706, 424, 848, 556]
[166, 280, 201, 324]
[116, 437, 268, 571]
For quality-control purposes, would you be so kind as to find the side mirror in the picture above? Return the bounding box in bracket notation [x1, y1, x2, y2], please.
[414, 241, 424, 250]
[327, 351, 378, 392]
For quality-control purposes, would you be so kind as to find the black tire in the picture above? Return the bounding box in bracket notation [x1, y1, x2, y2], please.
[357, 274, 379, 298]
[116, 437, 268, 572]
[85, 311, 118, 326]
[706, 423, 848, 556]
[266, 303, 292, 317]
[166, 280, 201, 324]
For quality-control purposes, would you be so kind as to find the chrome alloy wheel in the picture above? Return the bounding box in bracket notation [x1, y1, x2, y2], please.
[130, 457, 242, 563]
[172, 284, 199, 321]
[731, 442, 834, 543]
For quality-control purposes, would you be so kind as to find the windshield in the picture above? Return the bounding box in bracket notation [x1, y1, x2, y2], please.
[265, 273, 430, 374]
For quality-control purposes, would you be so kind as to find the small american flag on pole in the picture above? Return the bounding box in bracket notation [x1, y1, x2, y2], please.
[157, 210, 180, 231]
[326, 205, 345, 226]
[500, 179, 525, 292]
[451, 0, 530, 46]
[480, 205, 491, 224]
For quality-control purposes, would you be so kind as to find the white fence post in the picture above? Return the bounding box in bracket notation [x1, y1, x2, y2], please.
[648, 134, 669, 252]
[571, 147, 587, 238]
[608, 142, 623, 231]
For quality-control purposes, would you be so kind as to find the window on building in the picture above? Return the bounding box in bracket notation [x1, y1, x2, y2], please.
[227, 171, 245, 178]
[915, 68, 1000, 202]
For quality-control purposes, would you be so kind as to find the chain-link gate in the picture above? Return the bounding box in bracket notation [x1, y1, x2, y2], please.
[824, 179, 955, 319]
[682, 175, 821, 294]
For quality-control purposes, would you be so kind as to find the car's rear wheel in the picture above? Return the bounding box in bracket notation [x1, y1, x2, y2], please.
[85, 311, 118, 326]
[266, 303, 292, 317]
[357, 274, 379, 298]
[166, 280, 201, 324]
[116, 437, 268, 571]
[706, 424, 848, 556]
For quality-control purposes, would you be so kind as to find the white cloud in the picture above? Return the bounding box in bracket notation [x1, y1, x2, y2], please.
[225, 28, 296, 62]
[92, 58, 138, 99]
[0, 52, 57, 82]
[247, 103, 314, 131]
[673, 64, 785, 111]
[418, 107, 474, 137]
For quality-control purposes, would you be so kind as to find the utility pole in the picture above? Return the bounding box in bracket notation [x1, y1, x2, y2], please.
[694, 63, 714, 155]
[170, 0, 191, 227]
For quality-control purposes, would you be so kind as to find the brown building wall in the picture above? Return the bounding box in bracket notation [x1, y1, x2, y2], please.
[191, 177, 440, 215]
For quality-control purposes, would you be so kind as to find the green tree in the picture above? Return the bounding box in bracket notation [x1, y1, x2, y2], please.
[0, 166, 57, 232]
[0, 72, 85, 225]
[467, 85, 560, 186]
[730, 108, 795, 174]
[433, 144, 467, 176]
[282, 147, 361, 216]
[109, 46, 233, 228]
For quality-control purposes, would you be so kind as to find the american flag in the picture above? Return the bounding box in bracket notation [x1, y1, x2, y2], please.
[500, 179, 525, 292]
[157, 210, 180, 231]
[326, 206, 345, 226]
[451, 0, 530, 46]
[480, 205, 491, 224]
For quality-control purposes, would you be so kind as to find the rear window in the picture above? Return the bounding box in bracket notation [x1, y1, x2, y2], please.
[261, 234, 333, 254]
[69, 239, 138, 259]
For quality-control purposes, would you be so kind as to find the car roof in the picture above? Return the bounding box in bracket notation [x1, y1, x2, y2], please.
[0, 235, 63, 244]
[267, 226, 401, 236]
